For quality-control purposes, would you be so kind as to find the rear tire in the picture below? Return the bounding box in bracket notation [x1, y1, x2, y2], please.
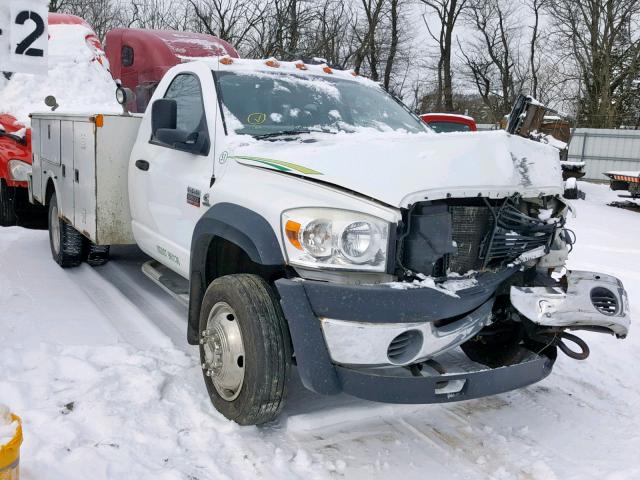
[86, 243, 110, 267]
[0, 179, 17, 226]
[564, 187, 579, 200]
[198, 274, 292, 425]
[48, 194, 83, 268]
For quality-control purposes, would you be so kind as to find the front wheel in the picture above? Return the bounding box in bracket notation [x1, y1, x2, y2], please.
[198, 274, 292, 425]
[48, 194, 83, 268]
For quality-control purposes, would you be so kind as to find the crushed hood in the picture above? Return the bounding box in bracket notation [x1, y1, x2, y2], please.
[230, 130, 564, 208]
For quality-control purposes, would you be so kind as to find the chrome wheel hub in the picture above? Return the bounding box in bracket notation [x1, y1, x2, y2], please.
[50, 204, 60, 255]
[201, 302, 245, 401]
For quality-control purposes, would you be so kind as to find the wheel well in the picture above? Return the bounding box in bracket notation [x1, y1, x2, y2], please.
[204, 236, 285, 286]
[45, 179, 55, 205]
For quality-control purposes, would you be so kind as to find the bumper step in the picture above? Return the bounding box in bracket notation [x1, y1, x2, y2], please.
[336, 348, 554, 404]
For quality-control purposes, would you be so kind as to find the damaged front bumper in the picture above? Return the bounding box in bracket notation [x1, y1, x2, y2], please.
[511, 270, 630, 338]
[275, 270, 555, 404]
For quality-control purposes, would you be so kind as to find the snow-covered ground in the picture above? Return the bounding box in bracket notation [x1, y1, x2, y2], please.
[0, 182, 638, 480]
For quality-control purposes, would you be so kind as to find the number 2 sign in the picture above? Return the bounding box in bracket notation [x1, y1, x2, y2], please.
[0, 0, 49, 74]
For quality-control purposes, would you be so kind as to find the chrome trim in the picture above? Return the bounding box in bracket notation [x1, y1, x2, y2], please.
[320, 299, 493, 366]
[511, 270, 631, 337]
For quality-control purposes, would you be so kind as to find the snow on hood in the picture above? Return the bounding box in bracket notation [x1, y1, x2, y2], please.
[0, 24, 120, 126]
[230, 130, 564, 207]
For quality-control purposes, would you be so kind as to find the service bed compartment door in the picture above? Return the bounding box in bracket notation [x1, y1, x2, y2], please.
[59, 121, 75, 220]
[30, 118, 43, 203]
[73, 122, 97, 239]
[40, 120, 61, 165]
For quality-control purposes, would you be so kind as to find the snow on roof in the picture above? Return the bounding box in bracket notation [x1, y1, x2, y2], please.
[0, 24, 120, 125]
[203, 57, 378, 87]
[145, 30, 237, 59]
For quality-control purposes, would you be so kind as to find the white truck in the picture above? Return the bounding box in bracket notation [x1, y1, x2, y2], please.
[29, 57, 631, 425]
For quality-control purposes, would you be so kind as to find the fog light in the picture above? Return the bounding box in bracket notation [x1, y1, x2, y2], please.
[387, 330, 423, 364]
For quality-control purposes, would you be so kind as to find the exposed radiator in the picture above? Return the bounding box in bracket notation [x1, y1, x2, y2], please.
[449, 206, 491, 274]
[401, 196, 558, 277]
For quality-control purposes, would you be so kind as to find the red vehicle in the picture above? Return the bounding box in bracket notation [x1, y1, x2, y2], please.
[420, 113, 478, 133]
[0, 18, 238, 226]
[0, 114, 37, 225]
[105, 29, 238, 112]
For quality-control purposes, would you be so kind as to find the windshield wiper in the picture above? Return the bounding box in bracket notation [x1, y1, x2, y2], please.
[252, 128, 337, 140]
[253, 129, 312, 139]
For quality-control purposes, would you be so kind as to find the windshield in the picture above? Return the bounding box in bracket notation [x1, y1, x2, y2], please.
[214, 71, 428, 137]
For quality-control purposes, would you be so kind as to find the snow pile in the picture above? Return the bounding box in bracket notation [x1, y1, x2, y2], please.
[0, 24, 120, 125]
[0, 404, 18, 447]
[387, 273, 478, 296]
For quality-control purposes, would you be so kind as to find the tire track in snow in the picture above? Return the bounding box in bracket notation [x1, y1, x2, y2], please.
[95, 258, 191, 350]
[65, 264, 173, 350]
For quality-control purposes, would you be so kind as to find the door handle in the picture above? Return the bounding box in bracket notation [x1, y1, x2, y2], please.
[135, 159, 150, 171]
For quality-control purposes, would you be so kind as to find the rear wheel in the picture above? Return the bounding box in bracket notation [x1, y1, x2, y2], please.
[86, 243, 110, 267]
[0, 179, 17, 226]
[198, 274, 292, 425]
[48, 195, 83, 268]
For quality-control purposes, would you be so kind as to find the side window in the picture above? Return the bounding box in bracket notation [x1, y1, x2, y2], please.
[121, 45, 134, 67]
[164, 74, 206, 133]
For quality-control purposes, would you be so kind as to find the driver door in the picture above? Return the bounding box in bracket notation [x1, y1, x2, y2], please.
[130, 73, 213, 277]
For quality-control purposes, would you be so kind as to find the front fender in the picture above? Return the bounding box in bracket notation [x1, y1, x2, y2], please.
[187, 202, 285, 344]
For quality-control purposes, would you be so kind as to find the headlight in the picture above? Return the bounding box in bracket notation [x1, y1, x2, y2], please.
[8, 160, 31, 182]
[282, 208, 390, 272]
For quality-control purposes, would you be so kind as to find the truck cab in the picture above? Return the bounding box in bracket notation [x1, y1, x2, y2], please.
[30, 57, 631, 426]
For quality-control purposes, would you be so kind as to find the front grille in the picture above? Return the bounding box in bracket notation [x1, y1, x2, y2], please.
[590, 287, 618, 316]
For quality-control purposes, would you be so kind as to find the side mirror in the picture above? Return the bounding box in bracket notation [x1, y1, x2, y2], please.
[155, 128, 210, 156]
[151, 99, 209, 155]
[151, 99, 177, 136]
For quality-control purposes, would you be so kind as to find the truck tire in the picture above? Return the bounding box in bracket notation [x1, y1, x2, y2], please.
[48, 195, 83, 268]
[86, 243, 110, 267]
[563, 187, 579, 200]
[0, 180, 17, 226]
[198, 274, 292, 425]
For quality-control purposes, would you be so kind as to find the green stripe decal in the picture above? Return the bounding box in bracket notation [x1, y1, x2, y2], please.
[230, 155, 322, 175]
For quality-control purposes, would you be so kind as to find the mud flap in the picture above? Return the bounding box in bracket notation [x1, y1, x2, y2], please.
[510, 270, 630, 338]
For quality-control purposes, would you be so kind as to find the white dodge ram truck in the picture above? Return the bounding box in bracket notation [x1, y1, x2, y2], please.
[29, 57, 631, 425]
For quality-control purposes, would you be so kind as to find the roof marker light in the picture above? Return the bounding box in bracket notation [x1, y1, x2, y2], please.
[295, 62, 308, 70]
[265, 58, 280, 68]
[220, 56, 233, 65]
[323, 66, 333, 74]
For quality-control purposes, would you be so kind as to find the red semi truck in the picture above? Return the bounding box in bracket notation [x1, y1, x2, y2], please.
[0, 15, 238, 226]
